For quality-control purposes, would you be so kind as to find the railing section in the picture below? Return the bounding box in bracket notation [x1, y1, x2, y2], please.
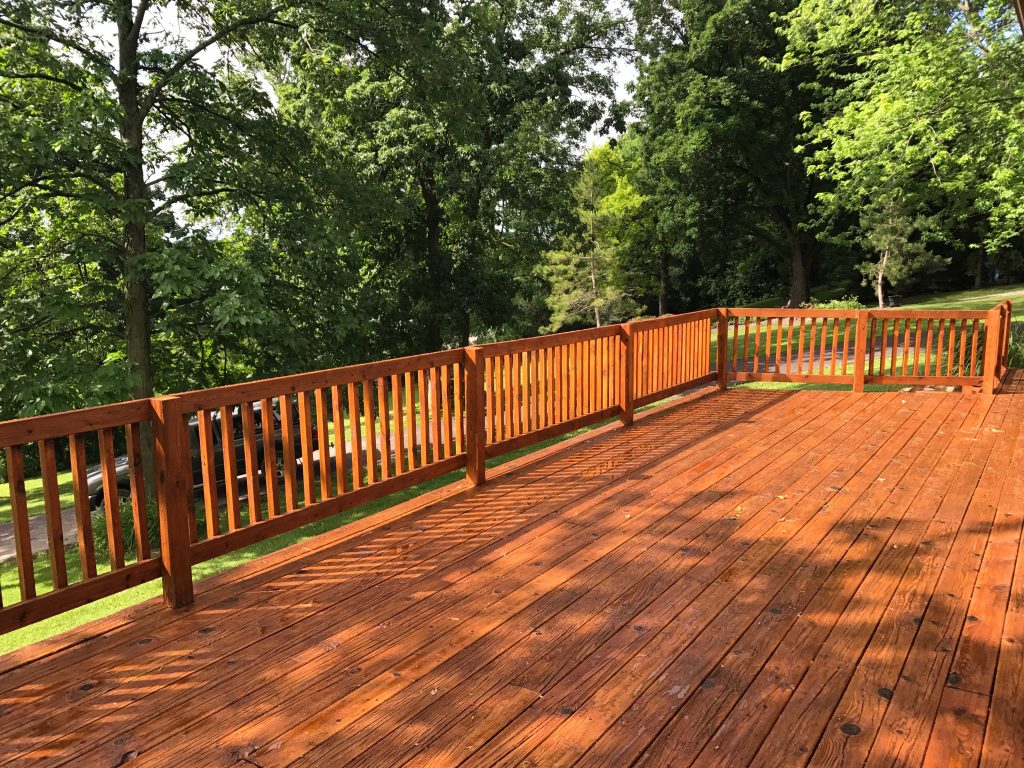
[720, 304, 1013, 393]
[0, 302, 1012, 633]
[0, 401, 161, 632]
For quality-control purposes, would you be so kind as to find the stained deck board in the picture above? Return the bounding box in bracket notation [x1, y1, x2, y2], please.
[0, 375, 1021, 768]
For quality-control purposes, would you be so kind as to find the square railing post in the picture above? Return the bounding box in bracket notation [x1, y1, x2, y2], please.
[151, 395, 194, 608]
[853, 310, 868, 393]
[619, 324, 635, 426]
[716, 309, 729, 390]
[464, 346, 487, 484]
[983, 305, 1003, 394]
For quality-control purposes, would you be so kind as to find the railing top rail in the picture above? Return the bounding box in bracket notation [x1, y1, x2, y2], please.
[866, 308, 990, 320]
[726, 307, 993, 320]
[727, 308, 861, 319]
[0, 398, 153, 448]
[175, 348, 464, 412]
[477, 323, 620, 358]
[627, 308, 719, 330]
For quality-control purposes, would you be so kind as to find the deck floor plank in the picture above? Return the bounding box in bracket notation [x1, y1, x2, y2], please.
[0, 378, 1021, 768]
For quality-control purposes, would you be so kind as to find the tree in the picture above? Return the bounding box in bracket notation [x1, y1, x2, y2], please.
[276, 0, 628, 350]
[541, 143, 643, 330]
[857, 195, 947, 307]
[628, 0, 823, 308]
[0, 0, 304, 408]
[782, 0, 1024, 291]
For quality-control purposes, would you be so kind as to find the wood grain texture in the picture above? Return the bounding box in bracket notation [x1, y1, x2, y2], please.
[3, 379, 1023, 767]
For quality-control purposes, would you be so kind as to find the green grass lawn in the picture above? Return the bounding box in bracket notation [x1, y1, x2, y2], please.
[0, 470, 76, 525]
[900, 282, 1024, 311]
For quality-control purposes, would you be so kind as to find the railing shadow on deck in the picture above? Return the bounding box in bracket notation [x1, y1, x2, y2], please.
[0, 303, 1013, 638]
[1, 382, 1012, 767]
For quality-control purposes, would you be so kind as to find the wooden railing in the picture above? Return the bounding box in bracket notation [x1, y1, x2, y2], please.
[718, 303, 1013, 393]
[0, 303, 1012, 634]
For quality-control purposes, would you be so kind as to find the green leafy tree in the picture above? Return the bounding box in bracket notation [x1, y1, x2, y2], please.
[857, 195, 947, 307]
[0, 0, 309, 415]
[782, 0, 1024, 290]
[276, 0, 627, 350]
[629, 0, 823, 308]
[541, 143, 643, 330]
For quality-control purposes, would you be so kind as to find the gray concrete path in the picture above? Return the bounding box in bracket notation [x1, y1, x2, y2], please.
[0, 507, 79, 563]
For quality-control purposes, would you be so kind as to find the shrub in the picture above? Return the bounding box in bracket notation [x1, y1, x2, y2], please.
[1009, 323, 1024, 370]
[802, 296, 866, 310]
[92, 497, 161, 563]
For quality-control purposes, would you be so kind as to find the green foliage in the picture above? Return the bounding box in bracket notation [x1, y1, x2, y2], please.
[781, 0, 1024, 297]
[803, 296, 865, 310]
[540, 143, 644, 330]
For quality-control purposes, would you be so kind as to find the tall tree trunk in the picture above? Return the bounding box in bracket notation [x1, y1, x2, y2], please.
[876, 250, 889, 309]
[118, 3, 156, 493]
[786, 237, 809, 308]
[974, 251, 984, 289]
[419, 171, 446, 351]
[658, 250, 669, 316]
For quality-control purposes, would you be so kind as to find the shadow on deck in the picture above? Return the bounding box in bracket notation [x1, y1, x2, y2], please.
[1, 373, 1023, 768]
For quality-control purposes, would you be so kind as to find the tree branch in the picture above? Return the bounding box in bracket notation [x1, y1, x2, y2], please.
[0, 16, 111, 73]
[0, 69, 83, 91]
[140, 4, 289, 118]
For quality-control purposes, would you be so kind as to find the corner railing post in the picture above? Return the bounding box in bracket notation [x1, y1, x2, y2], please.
[465, 346, 487, 485]
[853, 310, 868, 393]
[619, 323, 634, 426]
[716, 308, 729, 390]
[983, 305, 1002, 394]
[151, 395, 194, 608]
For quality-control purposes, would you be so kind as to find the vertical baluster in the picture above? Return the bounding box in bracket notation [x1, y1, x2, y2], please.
[503, 354, 514, 437]
[240, 401, 262, 523]
[347, 383, 363, 489]
[796, 318, 806, 375]
[218, 407, 242, 527]
[878, 319, 888, 377]
[98, 428, 125, 567]
[917, 319, 925, 376]
[314, 389, 332, 498]
[197, 410, 220, 534]
[454, 362, 464, 454]
[969, 319, 980, 375]
[363, 380, 378, 481]
[281, 397, 303, 509]
[786, 317, 794, 374]
[69, 434, 97, 578]
[124, 423, 150, 559]
[429, 367, 442, 462]
[417, 370, 429, 467]
[752, 320, 760, 375]
[923, 321, 933, 378]
[957, 320, 968, 375]
[5, 445, 35, 599]
[443, 366, 455, 458]
[484, 357, 495, 443]
[404, 372, 416, 470]
[297, 393, 317, 504]
[391, 374, 404, 474]
[840, 318, 851, 375]
[730, 318, 739, 373]
[905, 319, 913, 376]
[39, 438, 69, 584]
[262, 397, 282, 514]
[378, 377, 393, 476]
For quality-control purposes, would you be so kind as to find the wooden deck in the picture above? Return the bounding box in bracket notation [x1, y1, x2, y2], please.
[1, 375, 1023, 767]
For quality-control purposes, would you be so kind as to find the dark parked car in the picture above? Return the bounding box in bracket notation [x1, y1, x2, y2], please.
[86, 401, 313, 509]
